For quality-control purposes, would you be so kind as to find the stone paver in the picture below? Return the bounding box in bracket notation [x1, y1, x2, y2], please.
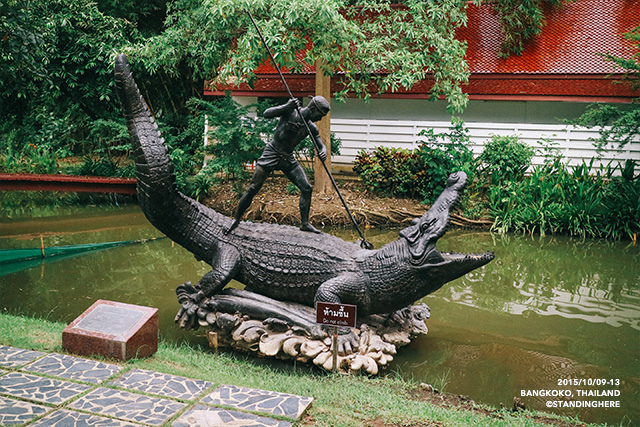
[69, 387, 187, 426]
[108, 368, 212, 400]
[202, 384, 313, 420]
[30, 409, 144, 427]
[0, 346, 313, 426]
[23, 353, 122, 384]
[0, 345, 45, 368]
[0, 395, 51, 425]
[0, 371, 92, 404]
[172, 405, 292, 427]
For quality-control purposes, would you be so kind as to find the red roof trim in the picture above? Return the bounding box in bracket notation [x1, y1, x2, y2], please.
[206, 72, 640, 102]
[204, 90, 635, 104]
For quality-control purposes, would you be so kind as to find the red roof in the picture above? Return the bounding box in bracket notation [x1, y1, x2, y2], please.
[206, 0, 640, 102]
[462, 0, 638, 75]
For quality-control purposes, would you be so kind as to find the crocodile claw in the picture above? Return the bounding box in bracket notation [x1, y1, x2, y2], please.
[175, 282, 205, 331]
[334, 328, 359, 355]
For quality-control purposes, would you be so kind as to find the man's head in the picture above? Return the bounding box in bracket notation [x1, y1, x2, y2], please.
[305, 96, 330, 122]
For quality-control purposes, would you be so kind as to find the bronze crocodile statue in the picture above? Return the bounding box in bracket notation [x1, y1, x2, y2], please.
[114, 53, 494, 353]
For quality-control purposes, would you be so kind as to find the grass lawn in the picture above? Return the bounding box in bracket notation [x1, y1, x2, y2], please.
[0, 312, 595, 427]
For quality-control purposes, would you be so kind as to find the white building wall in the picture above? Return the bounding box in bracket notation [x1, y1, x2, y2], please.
[231, 96, 640, 172]
[330, 98, 595, 124]
[331, 118, 640, 172]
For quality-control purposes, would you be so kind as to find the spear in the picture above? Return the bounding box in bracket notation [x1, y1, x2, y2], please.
[246, 12, 373, 249]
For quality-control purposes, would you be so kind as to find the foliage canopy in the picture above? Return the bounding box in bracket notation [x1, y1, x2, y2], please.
[134, 0, 471, 113]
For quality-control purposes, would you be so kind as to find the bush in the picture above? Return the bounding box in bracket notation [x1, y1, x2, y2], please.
[296, 132, 342, 161]
[195, 96, 275, 180]
[601, 159, 640, 240]
[415, 118, 477, 203]
[353, 146, 420, 198]
[489, 157, 639, 239]
[0, 143, 58, 174]
[478, 134, 535, 184]
[72, 156, 134, 178]
[353, 118, 477, 203]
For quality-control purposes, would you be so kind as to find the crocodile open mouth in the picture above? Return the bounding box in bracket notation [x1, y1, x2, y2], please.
[440, 250, 495, 268]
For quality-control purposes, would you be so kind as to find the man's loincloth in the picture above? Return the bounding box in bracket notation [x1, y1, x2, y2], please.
[256, 142, 299, 173]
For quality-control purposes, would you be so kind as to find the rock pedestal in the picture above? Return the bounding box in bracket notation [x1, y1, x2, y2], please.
[179, 288, 430, 375]
[63, 300, 158, 361]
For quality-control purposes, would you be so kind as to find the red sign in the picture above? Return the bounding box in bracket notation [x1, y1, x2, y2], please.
[315, 301, 357, 328]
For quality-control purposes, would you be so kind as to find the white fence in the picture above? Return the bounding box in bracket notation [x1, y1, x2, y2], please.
[331, 118, 640, 172]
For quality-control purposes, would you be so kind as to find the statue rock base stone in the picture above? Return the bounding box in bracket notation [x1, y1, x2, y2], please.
[177, 288, 430, 375]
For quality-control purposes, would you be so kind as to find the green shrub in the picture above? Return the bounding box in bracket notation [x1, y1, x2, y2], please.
[0, 143, 57, 174]
[415, 118, 477, 203]
[295, 131, 342, 161]
[353, 146, 420, 197]
[180, 173, 214, 202]
[601, 159, 640, 240]
[489, 157, 639, 240]
[194, 96, 275, 179]
[72, 156, 134, 178]
[478, 134, 535, 184]
[353, 118, 477, 203]
[86, 119, 131, 159]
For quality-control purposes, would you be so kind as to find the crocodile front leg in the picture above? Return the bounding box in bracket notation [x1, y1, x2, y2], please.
[315, 273, 369, 355]
[176, 244, 241, 330]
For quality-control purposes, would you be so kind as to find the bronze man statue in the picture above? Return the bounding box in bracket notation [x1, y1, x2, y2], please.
[226, 96, 330, 234]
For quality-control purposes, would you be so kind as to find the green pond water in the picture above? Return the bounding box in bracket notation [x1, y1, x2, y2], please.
[1, 203, 638, 425]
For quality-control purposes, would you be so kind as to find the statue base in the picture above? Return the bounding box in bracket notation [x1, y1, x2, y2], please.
[176, 288, 430, 375]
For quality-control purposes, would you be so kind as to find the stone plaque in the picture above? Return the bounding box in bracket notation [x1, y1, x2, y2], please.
[75, 305, 145, 336]
[62, 300, 158, 361]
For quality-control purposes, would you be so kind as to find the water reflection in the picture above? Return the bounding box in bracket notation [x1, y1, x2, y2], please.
[332, 227, 640, 331]
[437, 231, 640, 331]
[1, 206, 638, 425]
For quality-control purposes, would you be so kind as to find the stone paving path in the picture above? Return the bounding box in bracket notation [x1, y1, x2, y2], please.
[0, 345, 313, 426]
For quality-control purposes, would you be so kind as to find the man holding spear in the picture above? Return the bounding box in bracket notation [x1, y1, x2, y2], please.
[226, 95, 330, 234]
[228, 12, 372, 248]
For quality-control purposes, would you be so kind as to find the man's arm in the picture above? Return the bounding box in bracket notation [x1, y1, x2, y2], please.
[309, 122, 327, 162]
[263, 98, 300, 119]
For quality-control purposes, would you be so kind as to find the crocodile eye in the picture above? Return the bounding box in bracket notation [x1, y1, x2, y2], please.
[421, 218, 437, 231]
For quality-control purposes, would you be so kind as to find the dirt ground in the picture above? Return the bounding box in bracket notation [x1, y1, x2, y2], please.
[203, 176, 492, 230]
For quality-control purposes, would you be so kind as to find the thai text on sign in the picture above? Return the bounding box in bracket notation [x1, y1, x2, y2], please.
[315, 301, 357, 328]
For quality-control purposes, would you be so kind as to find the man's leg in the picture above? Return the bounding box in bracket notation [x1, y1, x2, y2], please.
[285, 164, 320, 233]
[226, 165, 269, 234]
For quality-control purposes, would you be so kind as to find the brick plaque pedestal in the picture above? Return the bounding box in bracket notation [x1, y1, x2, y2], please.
[63, 300, 158, 361]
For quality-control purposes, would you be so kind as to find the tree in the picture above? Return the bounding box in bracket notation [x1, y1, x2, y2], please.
[491, 0, 566, 57]
[131, 0, 471, 113]
[568, 25, 640, 151]
[0, 0, 139, 158]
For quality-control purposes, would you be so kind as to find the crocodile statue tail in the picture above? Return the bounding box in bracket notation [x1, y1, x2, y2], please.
[114, 53, 229, 258]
